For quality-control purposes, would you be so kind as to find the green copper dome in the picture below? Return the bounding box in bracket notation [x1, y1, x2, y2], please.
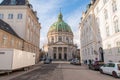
[48, 12, 72, 33]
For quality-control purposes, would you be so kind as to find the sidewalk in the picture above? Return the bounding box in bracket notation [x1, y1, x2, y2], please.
[0, 62, 43, 80]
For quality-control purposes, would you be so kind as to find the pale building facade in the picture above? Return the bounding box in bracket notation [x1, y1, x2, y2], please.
[80, 0, 120, 63]
[0, 0, 41, 62]
[47, 13, 77, 60]
[94, 0, 120, 63]
[80, 0, 99, 64]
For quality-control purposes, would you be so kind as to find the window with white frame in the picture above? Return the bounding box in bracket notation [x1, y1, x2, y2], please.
[114, 19, 119, 33]
[0, 14, 4, 19]
[8, 14, 13, 19]
[11, 38, 14, 47]
[104, 9, 108, 20]
[112, 0, 117, 12]
[106, 26, 110, 37]
[17, 14, 22, 19]
[18, 41, 22, 49]
[107, 44, 112, 54]
[116, 41, 120, 53]
[58, 36, 62, 42]
[2, 35, 7, 46]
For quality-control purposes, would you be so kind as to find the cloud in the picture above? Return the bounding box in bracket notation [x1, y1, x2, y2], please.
[29, 0, 89, 48]
[65, 7, 84, 48]
[30, 0, 65, 48]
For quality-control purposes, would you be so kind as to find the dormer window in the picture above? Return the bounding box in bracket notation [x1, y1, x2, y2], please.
[10, 0, 16, 5]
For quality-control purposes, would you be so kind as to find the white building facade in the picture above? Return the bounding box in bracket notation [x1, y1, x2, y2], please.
[80, 0, 120, 63]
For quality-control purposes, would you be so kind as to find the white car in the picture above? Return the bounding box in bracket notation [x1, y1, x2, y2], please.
[70, 58, 80, 65]
[100, 62, 120, 78]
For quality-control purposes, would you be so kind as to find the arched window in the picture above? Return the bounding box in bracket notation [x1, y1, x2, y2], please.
[112, 0, 117, 12]
[104, 9, 108, 20]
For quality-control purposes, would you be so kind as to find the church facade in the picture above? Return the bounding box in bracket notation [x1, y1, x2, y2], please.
[47, 12, 77, 60]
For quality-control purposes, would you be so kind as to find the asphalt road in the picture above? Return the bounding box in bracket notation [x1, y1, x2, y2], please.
[0, 61, 120, 80]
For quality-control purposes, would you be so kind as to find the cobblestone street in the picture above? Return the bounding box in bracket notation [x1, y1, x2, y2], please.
[10, 63, 63, 80]
[0, 62, 120, 80]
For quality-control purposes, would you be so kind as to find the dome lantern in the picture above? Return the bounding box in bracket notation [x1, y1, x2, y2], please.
[58, 12, 63, 22]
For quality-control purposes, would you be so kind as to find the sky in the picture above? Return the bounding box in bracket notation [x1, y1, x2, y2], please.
[0, 0, 90, 48]
[29, 0, 90, 49]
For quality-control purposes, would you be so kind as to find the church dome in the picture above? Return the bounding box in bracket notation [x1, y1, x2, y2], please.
[48, 12, 73, 33]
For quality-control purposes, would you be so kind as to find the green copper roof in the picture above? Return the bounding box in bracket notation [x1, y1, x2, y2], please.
[48, 13, 72, 33]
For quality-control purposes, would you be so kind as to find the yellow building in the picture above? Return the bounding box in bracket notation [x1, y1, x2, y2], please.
[0, 19, 23, 50]
[0, 0, 41, 62]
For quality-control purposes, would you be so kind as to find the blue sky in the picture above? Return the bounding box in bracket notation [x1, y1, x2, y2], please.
[0, 0, 90, 48]
[29, 0, 90, 48]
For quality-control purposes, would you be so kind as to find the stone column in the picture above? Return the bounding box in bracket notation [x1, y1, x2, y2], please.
[67, 47, 69, 60]
[57, 47, 58, 59]
[62, 47, 64, 60]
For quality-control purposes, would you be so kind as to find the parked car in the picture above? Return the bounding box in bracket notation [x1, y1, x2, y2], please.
[100, 62, 120, 78]
[44, 59, 51, 64]
[88, 61, 104, 70]
[70, 58, 81, 65]
[40, 57, 46, 61]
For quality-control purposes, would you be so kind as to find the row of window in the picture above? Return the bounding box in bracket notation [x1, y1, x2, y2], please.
[49, 36, 73, 43]
[97, 0, 117, 14]
[107, 41, 120, 54]
[0, 34, 22, 49]
[105, 17, 119, 37]
[82, 47, 94, 56]
[104, 0, 117, 20]
[0, 13, 23, 19]
[53, 47, 67, 52]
